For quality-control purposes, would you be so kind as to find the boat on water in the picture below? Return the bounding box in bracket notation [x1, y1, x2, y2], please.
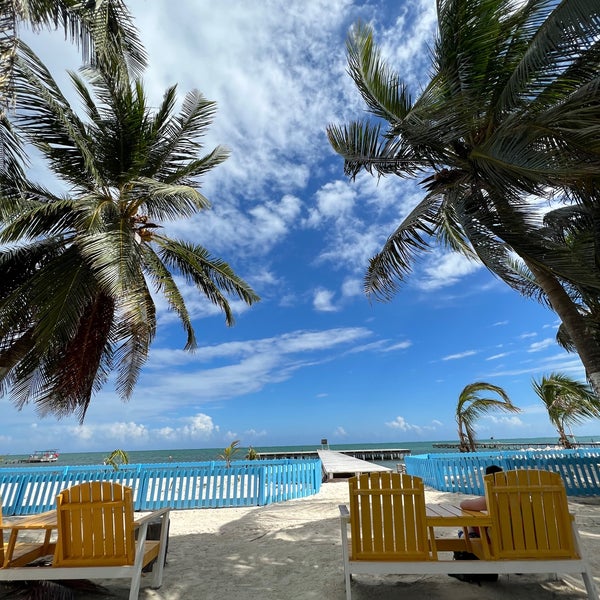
[26, 449, 59, 463]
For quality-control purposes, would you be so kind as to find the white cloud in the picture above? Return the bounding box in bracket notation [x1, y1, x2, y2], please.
[417, 252, 482, 291]
[166, 193, 303, 258]
[528, 338, 555, 352]
[305, 180, 357, 227]
[179, 414, 220, 438]
[124, 0, 373, 202]
[385, 416, 441, 433]
[313, 288, 339, 312]
[386, 416, 416, 431]
[381, 340, 412, 352]
[484, 415, 526, 427]
[486, 353, 509, 361]
[135, 328, 375, 408]
[68, 414, 219, 446]
[442, 350, 477, 361]
[244, 429, 267, 438]
[341, 278, 364, 298]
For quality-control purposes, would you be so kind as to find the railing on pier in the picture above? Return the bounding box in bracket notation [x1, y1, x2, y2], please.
[405, 449, 600, 496]
[0, 459, 322, 516]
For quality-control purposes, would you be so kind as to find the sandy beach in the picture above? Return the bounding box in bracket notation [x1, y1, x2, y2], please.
[7, 479, 597, 600]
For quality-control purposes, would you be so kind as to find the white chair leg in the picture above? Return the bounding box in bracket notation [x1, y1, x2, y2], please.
[581, 568, 599, 600]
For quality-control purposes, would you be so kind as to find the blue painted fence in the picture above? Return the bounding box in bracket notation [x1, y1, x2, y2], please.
[0, 459, 322, 516]
[405, 449, 600, 496]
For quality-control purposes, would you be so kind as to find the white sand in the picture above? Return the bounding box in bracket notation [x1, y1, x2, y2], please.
[5, 481, 600, 599]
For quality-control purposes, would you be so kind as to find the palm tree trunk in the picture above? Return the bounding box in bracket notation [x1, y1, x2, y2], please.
[556, 424, 572, 449]
[525, 259, 600, 397]
[466, 430, 477, 453]
[457, 424, 469, 452]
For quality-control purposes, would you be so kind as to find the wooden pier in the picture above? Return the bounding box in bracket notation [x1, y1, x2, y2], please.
[257, 447, 411, 461]
[317, 450, 392, 480]
[432, 441, 600, 450]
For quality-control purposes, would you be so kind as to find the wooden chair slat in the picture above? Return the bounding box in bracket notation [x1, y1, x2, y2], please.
[348, 472, 430, 561]
[484, 469, 577, 560]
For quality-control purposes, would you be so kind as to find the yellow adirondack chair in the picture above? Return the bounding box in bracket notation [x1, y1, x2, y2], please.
[347, 472, 430, 561]
[0, 482, 170, 600]
[484, 468, 577, 559]
[339, 470, 599, 600]
[52, 481, 169, 598]
[1, 503, 55, 567]
[55, 481, 138, 567]
[473, 468, 597, 598]
[339, 472, 433, 599]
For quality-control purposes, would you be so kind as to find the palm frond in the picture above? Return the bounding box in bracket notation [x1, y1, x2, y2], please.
[155, 237, 259, 326]
[14, 43, 100, 187]
[129, 179, 210, 222]
[112, 290, 155, 401]
[141, 244, 197, 350]
[365, 192, 443, 300]
[79, 229, 143, 297]
[497, 0, 600, 112]
[345, 21, 412, 124]
[327, 120, 427, 180]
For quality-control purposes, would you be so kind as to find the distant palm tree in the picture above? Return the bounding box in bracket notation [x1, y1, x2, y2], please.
[219, 440, 241, 468]
[532, 373, 600, 449]
[0, 62, 259, 421]
[456, 382, 520, 452]
[104, 449, 130, 471]
[245, 446, 259, 460]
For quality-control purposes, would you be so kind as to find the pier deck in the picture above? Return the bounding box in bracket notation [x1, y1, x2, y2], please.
[317, 450, 391, 480]
[257, 447, 410, 461]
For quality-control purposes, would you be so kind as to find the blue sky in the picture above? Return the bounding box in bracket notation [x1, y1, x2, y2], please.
[2, 0, 596, 455]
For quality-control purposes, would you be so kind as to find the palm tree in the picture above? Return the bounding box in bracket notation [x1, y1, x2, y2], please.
[245, 446, 259, 460]
[532, 373, 600, 449]
[218, 440, 241, 468]
[456, 382, 520, 452]
[104, 448, 130, 471]
[327, 1, 600, 395]
[0, 0, 146, 186]
[0, 61, 259, 421]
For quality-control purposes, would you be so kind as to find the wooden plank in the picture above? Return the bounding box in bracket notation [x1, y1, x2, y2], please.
[318, 450, 391, 480]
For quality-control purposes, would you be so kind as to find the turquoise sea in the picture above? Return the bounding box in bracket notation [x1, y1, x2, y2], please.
[2, 435, 599, 470]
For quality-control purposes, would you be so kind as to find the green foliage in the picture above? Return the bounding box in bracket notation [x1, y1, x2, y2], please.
[532, 373, 600, 448]
[0, 0, 146, 189]
[245, 446, 259, 460]
[329, 0, 600, 394]
[455, 382, 521, 452]
[218, 440, 241, 468]
[104, 449, 130, 471]
[0, 62, 259, 421]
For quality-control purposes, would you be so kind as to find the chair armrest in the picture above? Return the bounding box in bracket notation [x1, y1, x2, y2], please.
[339, 505, 350, 521]
[134, 507, 170, 528]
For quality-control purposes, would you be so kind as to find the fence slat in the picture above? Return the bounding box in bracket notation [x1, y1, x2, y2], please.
[0, 459, 322, 516]
[404, 449, 600, 496]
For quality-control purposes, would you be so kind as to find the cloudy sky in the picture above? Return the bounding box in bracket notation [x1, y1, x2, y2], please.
[2, 0, 594, 456]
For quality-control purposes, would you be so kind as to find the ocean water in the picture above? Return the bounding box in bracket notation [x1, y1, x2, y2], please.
[2, 435, 599, 470]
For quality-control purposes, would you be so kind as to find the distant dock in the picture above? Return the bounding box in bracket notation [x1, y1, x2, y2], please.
[432, 441, 600, 450]
[257, 447, 411, 461]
